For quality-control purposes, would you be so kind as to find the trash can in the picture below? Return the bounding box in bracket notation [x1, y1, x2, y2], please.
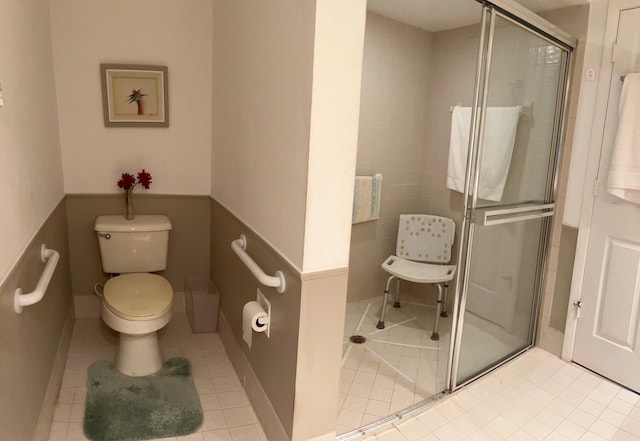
[185, 277, 219, 333]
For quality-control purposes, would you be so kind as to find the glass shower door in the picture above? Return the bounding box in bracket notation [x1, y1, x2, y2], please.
[450, 6, 572, 387]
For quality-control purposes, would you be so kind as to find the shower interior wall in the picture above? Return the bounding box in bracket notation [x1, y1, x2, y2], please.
[348, 5, 589, 352]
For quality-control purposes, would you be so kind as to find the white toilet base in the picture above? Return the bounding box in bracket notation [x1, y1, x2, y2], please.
[101, 302, 172, 377]
[116, 332, 163, 376]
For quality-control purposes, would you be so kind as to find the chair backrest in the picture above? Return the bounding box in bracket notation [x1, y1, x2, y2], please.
[396, 214, 455, 264]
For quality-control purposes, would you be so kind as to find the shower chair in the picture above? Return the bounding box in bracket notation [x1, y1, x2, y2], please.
[377, 214, 457, 340]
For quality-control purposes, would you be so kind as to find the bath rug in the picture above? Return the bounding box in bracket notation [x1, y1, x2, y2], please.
[83, 357, 203, 441]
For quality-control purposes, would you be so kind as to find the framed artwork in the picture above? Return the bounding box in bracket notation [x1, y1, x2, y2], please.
[100, 64, 169, 127]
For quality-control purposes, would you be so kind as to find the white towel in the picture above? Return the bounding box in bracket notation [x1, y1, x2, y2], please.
[447, 106, 521, 201]
[607, 73, 640, 204]
[352, 174, 383, 224]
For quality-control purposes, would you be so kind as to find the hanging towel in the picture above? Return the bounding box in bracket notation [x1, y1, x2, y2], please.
[446, 105, 521, 201]
[352, 174, 383, 224]
[607, 73, 640, 204]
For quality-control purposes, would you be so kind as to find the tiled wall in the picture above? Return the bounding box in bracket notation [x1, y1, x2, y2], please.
[348, 12, 433, 302]
[421, 23, 479, 221]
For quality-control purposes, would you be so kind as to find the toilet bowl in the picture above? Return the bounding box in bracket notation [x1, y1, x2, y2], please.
[94, 214, 174, 377]
[101, 273, 173, 376]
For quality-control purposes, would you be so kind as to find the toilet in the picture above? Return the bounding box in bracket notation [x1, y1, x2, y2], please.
[94, 214, 173, 377]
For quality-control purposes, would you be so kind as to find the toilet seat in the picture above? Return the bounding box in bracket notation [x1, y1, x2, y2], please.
[104, 273, 173, 321]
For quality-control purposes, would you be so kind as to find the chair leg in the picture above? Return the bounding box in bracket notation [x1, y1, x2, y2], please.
[393, 278, 401, 308]
[377, 276, 395, 329]
[441, 282, 449, 318]
[431, 284, 443, 341]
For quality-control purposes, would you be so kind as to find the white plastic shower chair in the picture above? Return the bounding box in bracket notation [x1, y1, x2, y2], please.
[377, 214, 457, 340]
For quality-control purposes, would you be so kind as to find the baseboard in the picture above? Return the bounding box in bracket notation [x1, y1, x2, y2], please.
[218, 312, 289, 441]
[74, 290, 186, 318]
[32, 307, 75, 441]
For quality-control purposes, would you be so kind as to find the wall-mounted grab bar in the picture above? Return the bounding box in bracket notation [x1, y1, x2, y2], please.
[231, 235, 286, 293]
[14, 244, 60, 314]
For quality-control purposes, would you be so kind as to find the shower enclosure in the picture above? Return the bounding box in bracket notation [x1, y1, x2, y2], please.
[449, 1, 574, 390]
[339, 0, 575, 437]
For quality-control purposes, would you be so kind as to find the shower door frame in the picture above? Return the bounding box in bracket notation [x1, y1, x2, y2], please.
[446, 1, 576, 392]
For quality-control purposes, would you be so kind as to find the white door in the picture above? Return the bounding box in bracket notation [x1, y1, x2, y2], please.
[573, 7, 640, 393]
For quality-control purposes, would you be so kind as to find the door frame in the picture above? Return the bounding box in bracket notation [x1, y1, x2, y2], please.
[563, 0, 640, 361]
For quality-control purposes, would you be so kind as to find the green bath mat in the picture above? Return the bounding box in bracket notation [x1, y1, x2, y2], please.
[83, 357, 203, 441]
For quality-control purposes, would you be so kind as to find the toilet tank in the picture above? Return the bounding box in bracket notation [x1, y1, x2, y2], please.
[95, 215, 172, 274]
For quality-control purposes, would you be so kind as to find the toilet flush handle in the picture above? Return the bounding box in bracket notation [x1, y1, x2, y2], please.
[97, 232, 111, 240]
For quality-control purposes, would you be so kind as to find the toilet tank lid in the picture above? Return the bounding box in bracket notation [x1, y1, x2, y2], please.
[95, 215, 172, 232]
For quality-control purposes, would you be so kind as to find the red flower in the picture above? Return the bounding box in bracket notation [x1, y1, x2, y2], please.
[117, 172, 136, 190]
[137, 169, 152, 189]
[116, 169, 152, 191]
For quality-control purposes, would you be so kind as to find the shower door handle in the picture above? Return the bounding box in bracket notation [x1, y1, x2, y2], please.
[473, 203, 554, 226]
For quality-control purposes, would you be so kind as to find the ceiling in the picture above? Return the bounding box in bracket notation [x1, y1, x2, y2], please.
[367, 0, 588, 32]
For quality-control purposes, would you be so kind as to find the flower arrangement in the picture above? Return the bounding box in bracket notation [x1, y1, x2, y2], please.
[117, 169, 152, 220]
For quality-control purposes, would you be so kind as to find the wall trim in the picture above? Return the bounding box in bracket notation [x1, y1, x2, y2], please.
[300, 266, 348, 281]
[217, 312, 289, 441]
[65, 193, 211, 200]
[32, 307, 74, 441]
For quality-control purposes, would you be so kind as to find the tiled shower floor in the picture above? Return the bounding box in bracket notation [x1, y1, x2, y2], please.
[340, 298, 640, 441]
[338, 296, 452, 434]
[48, 314, 266, 441]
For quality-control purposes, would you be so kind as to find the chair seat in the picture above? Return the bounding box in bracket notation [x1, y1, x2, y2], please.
[382, 255, 456, 284]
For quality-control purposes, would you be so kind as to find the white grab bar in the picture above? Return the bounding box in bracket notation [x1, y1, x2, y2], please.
[14, 244, 60, 314]
[231, 235, 286, 293]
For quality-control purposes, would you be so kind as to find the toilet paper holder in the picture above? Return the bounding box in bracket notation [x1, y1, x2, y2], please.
[256, 289, 271, 338]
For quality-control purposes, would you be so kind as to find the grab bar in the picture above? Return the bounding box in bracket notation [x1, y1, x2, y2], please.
[231, 235, 286, 293]
[14, 244, 60, 313]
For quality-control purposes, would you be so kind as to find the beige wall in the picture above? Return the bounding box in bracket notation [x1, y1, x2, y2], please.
[65, 195, 210, 299]
[210, 0, 316, 269]
[209, 0, 316, 434]
[0, 202, 73, 441]
[210, 199, 301, 438]
[0, 3, 71, 437]
[0, 0, 65, 286]
[210, 1, 366, 439]
[49, 0, 213, 196]
[302, 0, 367, 273]
[537, 5, 590, 356]
[348, 13, 433, 302]
[422, 23, 479, 222]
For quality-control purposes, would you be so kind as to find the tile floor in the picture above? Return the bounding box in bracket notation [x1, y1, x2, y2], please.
[47, 310, 640, 441]
[338, 297, 452, 434]
[359, 348, 640, 441]
[48, 313, 266, 441]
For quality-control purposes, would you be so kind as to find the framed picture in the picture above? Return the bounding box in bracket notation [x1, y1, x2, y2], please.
[100, 64, 169, 127]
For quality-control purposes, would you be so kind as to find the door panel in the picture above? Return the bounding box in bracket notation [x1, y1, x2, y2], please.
[453, 9, 571, 386]
[573, 7, 640, 393]
[595, 238, 640, 350]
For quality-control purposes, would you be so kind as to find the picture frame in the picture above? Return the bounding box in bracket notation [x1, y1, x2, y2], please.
[100, 64, 169, 127]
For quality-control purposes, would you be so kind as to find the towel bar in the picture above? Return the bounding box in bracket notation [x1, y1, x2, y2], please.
[231, 235, 286, 293]
[14, 244, 60, 313]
